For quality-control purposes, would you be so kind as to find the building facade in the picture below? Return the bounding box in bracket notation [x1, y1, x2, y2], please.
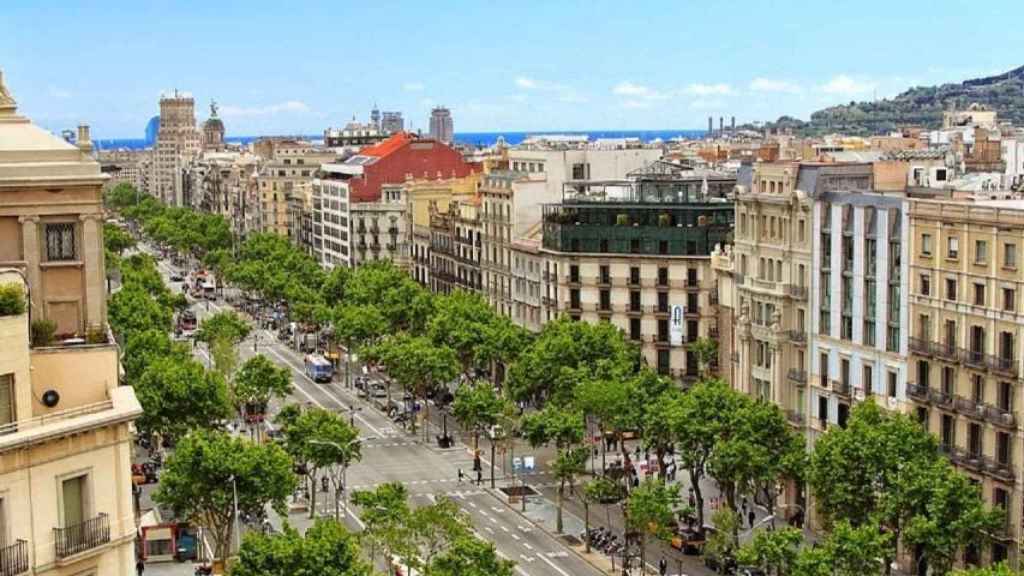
[908, 200, 1024, 565]
[429, 107, 453, 145]
[0, 71, 142, 576]
[152, 91, 201, 206]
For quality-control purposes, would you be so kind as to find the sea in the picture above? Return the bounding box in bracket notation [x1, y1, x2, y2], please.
[93, 129, 707, 151]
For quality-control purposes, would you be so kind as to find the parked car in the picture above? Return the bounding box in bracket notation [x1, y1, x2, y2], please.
[170, 271, 185, 282]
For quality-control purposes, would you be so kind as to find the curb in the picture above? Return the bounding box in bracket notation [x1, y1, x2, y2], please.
[482, 484, 616, 575]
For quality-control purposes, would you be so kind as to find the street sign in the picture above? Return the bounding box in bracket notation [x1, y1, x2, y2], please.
[523, 456, 535, 471]
[512, 457, 523, 472]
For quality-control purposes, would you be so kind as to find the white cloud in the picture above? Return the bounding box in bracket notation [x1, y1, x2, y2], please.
[558, 93, 589, 104]
[402, 82, 425, 92]
[749, 78, 803, 94]
[515, 76, 538, 89]
[219, 100, 311, 117]
[506, 93, 528, 103]
[819, 74, 877, 96]
[613, 81, 668, 100]
[684, 83, 733, 96]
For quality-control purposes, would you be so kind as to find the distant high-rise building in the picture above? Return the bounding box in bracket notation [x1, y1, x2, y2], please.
[145, 115, 160, 145]
[708, 116, 713, 137]
[381, 111, 404, 133]
[153, 90, 201, 205]
[429, 107, 454, 144]
[370, 105, 381, 130]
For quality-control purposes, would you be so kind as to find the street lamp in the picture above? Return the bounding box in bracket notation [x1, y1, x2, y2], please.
[229, 474, 241, 555]
[309, 438, 360, 521]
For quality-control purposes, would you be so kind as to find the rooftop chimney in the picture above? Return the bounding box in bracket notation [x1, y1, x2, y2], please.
[77, 123, 92, 153]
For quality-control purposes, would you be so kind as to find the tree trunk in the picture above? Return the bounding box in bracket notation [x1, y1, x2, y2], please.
[423, 393, 431, 443]
[656, 445, 667, 482]
[556, 480, 565, 533]
[584, 502, 591, 553]
[690, 467, 706, 533]
[308, 474, 317, 519]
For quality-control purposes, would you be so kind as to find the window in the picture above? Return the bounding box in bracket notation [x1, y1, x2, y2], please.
[599, 289, 611, 311]
[947, 236, 959, 259]
[819, 353, 829, 388]
[1006, 243, 1017, 268]
[888, 371, 898, 398]
[630, 318, 641, 341]
[921, 233, 933, 256]
[946, 278, 957, 302]
[837, 403, 849, 428]
[657, 319, 669, 342]
[46, 223, 77, 261]
[920, 274, 931, 296]
[569, 265, 579, 283]
[1004, 288, 1016, 312]
[658, 292, 668, 313]
[569, 289, 580, 309]
[818, 396, 828, 426]
[630, 290, 641, 312]
[863, 365, 873, 396]
[975, 240, 988, 264]
[798, 219, 806, 243]
[657, 349, 670, 375]
[62, 474, 87, 527]
[630, 266, 641, 285]
[0, 374, 12, 427]
[599, 265, 610, 284]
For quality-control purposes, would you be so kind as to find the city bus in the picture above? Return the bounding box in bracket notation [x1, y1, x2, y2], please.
[304, 354, 334, 383]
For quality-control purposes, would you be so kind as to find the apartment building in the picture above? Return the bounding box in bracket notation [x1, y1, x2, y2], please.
[808, 167, 911, 440]
[311, 167, 352, 268]
[511, 231, 544, 332]
[406, 176, 480, 286]
[713, 162, 813, 426]
[255, 140, 335, 237]
[0, 74, 142, 575]
[349, 184, 410, 267]
[907, 200, 1024, 565]
[429, 196, 482, 294]
[152, 91, 201, 206]
[540, 163, 734, 381]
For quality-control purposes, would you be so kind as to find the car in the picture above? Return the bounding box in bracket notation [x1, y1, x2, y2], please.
[169, 271, 185, 282]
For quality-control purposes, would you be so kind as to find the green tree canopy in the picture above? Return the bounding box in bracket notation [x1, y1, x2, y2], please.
[234, 354, 293, 411]
[155, 429, 297, 561]
[134, 356, 232, 439]
[231, 518, 371, 576]
[451, 382, 507, 451]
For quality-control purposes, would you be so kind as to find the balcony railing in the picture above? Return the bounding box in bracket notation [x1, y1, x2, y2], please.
[786, 284, 808, 300]
[934, 341, 958, 361]
[954, 396, 985, 419]
[54, 513, 110, 559]
[0, 539, 28, 576]
[787, 330, 807, 343]
[961, 348, 987, 370]
[785, 410, 805, 426]
[834, 381, 852, 397]
[907, 382, 930, 402]
[909, 336, 932, 356]
[930, 388, 955, 409]
[787, 369, 807, 384]
[989, 355, 1017, 377]
[984, 405, 1017, 429]
[984, 456, 1016, 482]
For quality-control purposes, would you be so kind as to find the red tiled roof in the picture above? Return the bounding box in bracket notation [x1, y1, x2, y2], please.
[358, 132, 413, 158]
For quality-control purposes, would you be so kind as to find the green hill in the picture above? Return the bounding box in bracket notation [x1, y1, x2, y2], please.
[761, 66, 1024, 136]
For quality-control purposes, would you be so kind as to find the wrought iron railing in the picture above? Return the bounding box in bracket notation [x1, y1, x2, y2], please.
[54, 513, 110, 559]
[0, 539, 28, 576]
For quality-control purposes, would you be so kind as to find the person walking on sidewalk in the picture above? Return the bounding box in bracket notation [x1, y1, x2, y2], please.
[659, 557, 667, 576]
[458, 468, 464, 483]
[136, 559, 145, 576]
[748, 508, 756, 529]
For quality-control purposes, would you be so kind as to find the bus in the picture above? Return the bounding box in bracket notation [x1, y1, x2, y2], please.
[304, 354, 334, 383]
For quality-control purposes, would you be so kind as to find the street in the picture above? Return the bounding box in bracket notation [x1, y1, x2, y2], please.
[144, 247, 607, 576]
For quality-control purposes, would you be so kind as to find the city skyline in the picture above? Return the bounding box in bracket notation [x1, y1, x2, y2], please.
[3, 0, 1023, 139]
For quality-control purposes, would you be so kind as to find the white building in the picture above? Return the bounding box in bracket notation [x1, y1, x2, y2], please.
[312, 165, 352, 268]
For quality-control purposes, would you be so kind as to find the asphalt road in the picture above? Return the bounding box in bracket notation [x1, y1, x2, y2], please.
[146, 248, 605, 576]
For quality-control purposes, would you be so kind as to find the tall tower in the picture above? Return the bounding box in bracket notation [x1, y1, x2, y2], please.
[202, 99, 225, 151]
[371, 104, 381, 130]
[429, 107, 454, 144]
[708, 116, 713, 137]
[154, 90, 201, 206]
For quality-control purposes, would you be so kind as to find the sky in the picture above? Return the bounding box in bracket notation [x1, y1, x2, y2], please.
[2, 0, 1023, 139]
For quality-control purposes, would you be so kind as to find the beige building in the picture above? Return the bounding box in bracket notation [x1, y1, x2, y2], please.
[908, 200, 1024, 565]
[405, 176, 480, 286]
[428, 196, 483, 294]
[254, 140, 335, 238]
[0, 70, 142, 576]
[152, 92, 201, 206]
[349, 184, 410, 268]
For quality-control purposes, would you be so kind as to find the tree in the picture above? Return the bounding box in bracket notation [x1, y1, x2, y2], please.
[474, 315, 530, 387]
[428, 535, 516, 576]
[231, 518, 371, 576]
[507, 316, 640, 407]
[196, 310, 251, 345]
[705, 507, 742, 568]
[669, 379, 743, 533]
[351, 482, 410, 569]
[737, 527, 802, 576]
[428, 290, 500, 378]
[103, 222, 136, 256]
[274, 405, 362, 520]
[624, 479, 680, 570]
[951, 564, 1022, 576]
[371, 334, 459, 439]
[806, 401, 995, 572]
[234, 355, 293, 436]
[134, 356, 232, 440]
[109, 284, 173, 340]
[790, 520, 890, 576]
[689, 336, 719, 378]
[122, 328, 190, 383]
[154, 429, 297, 562]
[332, 303, 388, 388]
[407, 496, 472, 572]
[522, 406, 586, 533]
[210, 335, 240, 380]
[451, 382, 506, 451]
[582, 477, 625, 553]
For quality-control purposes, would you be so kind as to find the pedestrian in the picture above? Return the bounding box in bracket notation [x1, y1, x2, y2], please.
[457, 468, 464, 483]
[748, 509, 756, 529]
[659, 558, 667, 576]
[742, 497, 748, 515]
[688, 492, 696, 509]
[136, 559, 145, 576]
[476, 469, 483, 486]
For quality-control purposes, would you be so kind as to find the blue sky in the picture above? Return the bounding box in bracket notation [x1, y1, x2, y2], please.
[2, 0, 1022, 138]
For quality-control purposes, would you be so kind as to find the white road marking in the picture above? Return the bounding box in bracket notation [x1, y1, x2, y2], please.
[519, 554, 536, 563]
[538, 552, 572, 576]
[523, 543, 534, 551]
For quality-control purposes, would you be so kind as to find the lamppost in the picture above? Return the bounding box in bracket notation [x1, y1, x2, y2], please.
[229, 474, 241, 554]
[309, 438, 360, 521]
